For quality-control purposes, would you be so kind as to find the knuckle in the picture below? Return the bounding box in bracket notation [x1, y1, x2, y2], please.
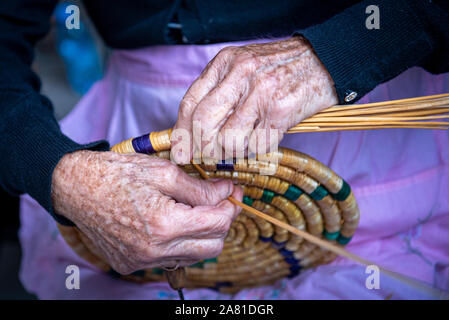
[235, 54, 258, 72]
[198, 182, 219, 204]
[208, 240, 224, 258]
[132, 241, 154, 261]
[197, 240, 223, 260]
[215, 214, 233, 234]
[191, 108, 214, 125]
[179, 96, 196, 115]
[153, 216, 175, 241]
[218, 46, 238, 60]
[158, 161, 179, 186]
[224, 215, 234, 231]
[140, 247, 157, 262]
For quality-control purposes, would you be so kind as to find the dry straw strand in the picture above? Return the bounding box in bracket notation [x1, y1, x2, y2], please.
[288, 93, 449, 133]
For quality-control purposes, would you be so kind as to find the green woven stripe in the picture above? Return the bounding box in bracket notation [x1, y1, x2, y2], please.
[337, 235, 352, 245]
[331, 180, 351, 201]
[261, 189, 275, 203]
[152, 268, 164, 275]
[323, 230, 340, 240]
[203, 257, 218, 264]
[309, 185, 328, 200]
[243, 196, 254, 206]
[283, 185, 303, 201]
[190, 261, 204, 268]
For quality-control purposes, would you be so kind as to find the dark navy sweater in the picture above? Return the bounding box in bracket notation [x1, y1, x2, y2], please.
[0, 0, 448, 225]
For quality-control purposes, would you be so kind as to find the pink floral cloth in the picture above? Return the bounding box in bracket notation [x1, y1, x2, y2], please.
[19, 41, 449, 299]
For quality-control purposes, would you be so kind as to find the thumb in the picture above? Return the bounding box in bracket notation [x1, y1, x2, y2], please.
[162, 167, 234, 207]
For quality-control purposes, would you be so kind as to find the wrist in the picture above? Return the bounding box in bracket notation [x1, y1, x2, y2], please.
[292, 35, 338, 108]
[51, 150, 92, 221]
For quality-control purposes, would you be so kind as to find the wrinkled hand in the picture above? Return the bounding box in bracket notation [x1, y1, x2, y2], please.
[52, 150, 242, 274]
[173, 36, 337, 163]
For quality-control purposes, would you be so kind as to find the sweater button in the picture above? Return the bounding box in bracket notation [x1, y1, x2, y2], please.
[344, 90, 358, 102]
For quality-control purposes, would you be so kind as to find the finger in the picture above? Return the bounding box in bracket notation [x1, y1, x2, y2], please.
[248, 118, 284, 155]
[218, 92, 260, 159]
[148, 259, 197, 269]
[159, 238, 225, 262]
[170, 178, 243, 228]
[190, 72, 249, 163]
[220, 74, 290, 156]
[158, 161, 234, 207]
[167, 199, 238, 239]
[172, 51, 230, 164]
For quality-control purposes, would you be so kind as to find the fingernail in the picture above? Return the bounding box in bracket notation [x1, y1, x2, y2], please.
[227, 181, 233, 197]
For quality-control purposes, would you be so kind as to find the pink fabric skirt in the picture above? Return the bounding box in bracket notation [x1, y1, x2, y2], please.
[19, 41, 449, 299]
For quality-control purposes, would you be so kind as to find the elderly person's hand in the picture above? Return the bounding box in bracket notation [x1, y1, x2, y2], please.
[51, 150, 242, 274]
[172, 36, 338, 163]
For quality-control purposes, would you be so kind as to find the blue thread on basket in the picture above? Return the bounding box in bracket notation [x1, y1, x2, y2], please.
[217, 160, 234, 171]
[132, 134, 155, 154]
[259, 236, 272, 242]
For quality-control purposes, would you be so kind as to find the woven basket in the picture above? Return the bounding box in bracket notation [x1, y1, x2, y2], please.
[58, 129, 360, 293]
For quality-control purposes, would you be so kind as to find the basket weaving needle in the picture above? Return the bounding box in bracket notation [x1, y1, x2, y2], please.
[191, 162, 449, 299]
[164, 267, 186, 300]
[177, 288, 185, 300]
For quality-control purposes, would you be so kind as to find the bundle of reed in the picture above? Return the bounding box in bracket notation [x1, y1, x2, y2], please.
[288, 93, 449, 133]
